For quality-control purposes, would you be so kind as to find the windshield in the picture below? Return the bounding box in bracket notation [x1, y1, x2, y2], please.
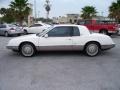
[36, 26, 54, 36]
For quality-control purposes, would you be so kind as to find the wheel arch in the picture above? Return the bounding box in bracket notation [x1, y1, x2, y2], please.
[99, 28, 108, 33]
[84, 41, 101, 50]
[19, 41, 36, 51]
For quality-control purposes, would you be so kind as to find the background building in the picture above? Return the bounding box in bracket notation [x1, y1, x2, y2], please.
[52, 13, 80, 24]
[67, 14, 79, 24]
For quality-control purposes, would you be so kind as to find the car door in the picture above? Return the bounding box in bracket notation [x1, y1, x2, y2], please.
[38, 26, 73, 51]
[0, 24, 7, 35]
[28, 24, 43, 33]
[71, 26, 85, 51]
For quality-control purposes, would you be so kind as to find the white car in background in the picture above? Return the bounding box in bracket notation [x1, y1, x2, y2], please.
[7, 25, 115, 57]
[23, 22, 51, 34]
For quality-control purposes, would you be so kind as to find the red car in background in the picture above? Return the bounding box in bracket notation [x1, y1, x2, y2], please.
[77, 19, 118, 35]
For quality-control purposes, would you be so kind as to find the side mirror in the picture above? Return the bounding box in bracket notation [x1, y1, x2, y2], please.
[44, 34, 48, 38]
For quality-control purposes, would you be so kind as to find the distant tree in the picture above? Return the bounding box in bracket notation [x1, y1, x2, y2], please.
[9, 0, 31, 25]
[81, 6, 97, 19]
[109, 0, 120, 22]
[0, 8, 15, 23]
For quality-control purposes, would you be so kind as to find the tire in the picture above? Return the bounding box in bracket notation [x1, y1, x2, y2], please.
[20, 43, 36, 57]
[4, 32, 9, 37]
[24, 30, 28, 35]
[100, 30, 108, 35]
[12, 50, 18, 52]
[85, 42, 100, 57]
[17, 34, 21, 36]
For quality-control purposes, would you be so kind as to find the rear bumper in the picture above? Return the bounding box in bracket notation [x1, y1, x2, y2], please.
[8, 30, 24, 35]
[101, 44, 115, 50]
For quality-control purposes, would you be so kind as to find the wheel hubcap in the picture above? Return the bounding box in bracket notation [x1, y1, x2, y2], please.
[22, 44, 34, 56]
[87, 44, 98, 56]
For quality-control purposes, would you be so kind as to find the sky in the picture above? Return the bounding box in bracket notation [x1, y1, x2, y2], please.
[0, 0, 115, 18]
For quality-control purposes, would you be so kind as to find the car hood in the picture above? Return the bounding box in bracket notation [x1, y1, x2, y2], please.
[14, 34, 37, 39]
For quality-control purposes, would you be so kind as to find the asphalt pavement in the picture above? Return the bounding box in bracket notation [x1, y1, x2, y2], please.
[0, 35, 120, 90]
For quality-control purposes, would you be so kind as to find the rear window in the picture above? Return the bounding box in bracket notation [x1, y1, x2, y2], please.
[73, 27, 80, 36]
[8, 24, 17, 27]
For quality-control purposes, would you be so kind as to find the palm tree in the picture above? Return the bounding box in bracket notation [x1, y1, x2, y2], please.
[109, 0, 120, 21]
[9, 0, 31, 25]
[0, 8, 15, 23]
[81, 6, 97, 19]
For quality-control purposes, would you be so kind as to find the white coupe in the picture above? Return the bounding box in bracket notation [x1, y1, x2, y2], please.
[7, 25, 115, 57]
[23, 22, 51, 34]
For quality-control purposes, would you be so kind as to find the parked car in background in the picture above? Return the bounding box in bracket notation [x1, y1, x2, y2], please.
[7, 24, 115, 57]
[0, 24, 24, 37]
[77, 19, 118, 35]
[116, 24, 120, 35]
[23, 22, 51, 34]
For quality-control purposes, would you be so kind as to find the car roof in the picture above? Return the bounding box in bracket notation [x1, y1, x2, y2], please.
[53, 24, 85, 28]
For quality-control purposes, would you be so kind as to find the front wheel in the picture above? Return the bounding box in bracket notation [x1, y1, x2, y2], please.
[85, 43, 100, 57]
[20, 43, 36, 57]
[100, 30, 108, 35]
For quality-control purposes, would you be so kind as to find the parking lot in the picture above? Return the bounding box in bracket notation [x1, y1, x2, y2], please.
[0, 35, 120, 90]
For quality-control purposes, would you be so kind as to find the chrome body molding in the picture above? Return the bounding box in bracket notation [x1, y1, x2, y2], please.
[38, 45, 84, 51]
[7, 44, 115, 51]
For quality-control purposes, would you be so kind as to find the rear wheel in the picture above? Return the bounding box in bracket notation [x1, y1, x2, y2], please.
[4, 32, 9, 37]
[20, 43, 36, 57]
[85, 42, 100, 57]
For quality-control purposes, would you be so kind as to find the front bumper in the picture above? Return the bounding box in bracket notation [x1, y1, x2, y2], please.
[101, 44, 115, 50]
[6, 46, 19, 50]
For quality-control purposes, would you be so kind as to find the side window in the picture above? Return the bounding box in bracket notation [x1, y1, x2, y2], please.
[85, 20, 91, 25]
[30, 24, 42, 27]
[48, 27, 72, 37]
[34, 24, 42, 27]
[73, 27, 80, 36]
[96, 20, 101, 24]
[1, 25, 6, 28]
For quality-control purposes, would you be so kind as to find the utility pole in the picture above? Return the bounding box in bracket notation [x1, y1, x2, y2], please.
[34, 0, 37, 22]
[38, 11, 40, 18]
